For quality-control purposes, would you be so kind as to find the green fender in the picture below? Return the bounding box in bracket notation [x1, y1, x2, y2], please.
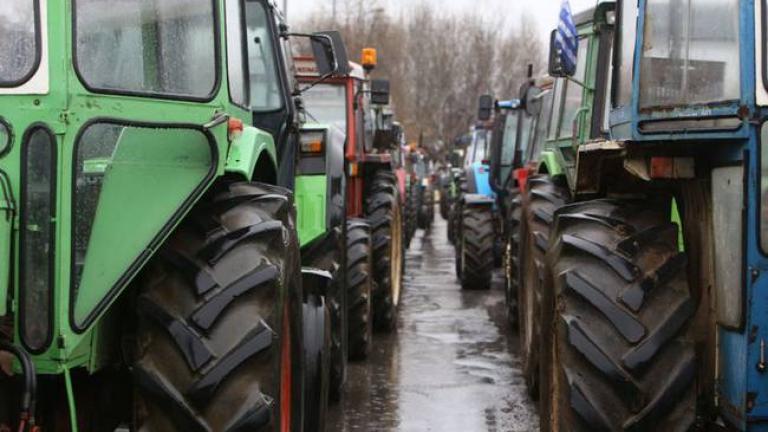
[225, 125, 277, 180]
[536, 150, 564, 177]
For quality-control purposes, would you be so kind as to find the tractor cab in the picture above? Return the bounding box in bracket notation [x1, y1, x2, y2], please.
[463, 125, 494, 198]
[604, 0, 762, 429]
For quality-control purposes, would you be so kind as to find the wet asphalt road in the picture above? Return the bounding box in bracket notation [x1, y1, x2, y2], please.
[327, 214, 539, 431]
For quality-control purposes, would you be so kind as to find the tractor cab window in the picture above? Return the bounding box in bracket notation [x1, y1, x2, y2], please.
[639, 0, 740, 109]
[613, 0, 638, 108]
[75, 0, 217, 99]
[245, 0, 283, 111]
[501, 112, 519, 167]
[467, 130, 491, 166]
[0, 0, 39, 86]
[302, 83, 346, 132]
[558, 37, 589, 139]
[531, 89, 554, 161]
[519, 112, 533, 158]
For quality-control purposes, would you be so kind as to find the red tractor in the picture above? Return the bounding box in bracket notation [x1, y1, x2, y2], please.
[297, 49, 404, 335]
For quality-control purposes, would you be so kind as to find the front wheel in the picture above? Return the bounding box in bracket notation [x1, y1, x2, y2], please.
[133, 182, 302, 432]
[540, 198, 697, 431]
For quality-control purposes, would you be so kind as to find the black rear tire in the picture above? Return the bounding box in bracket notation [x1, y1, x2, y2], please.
[504, 189, 522, 328]
[303, 235, 346, 404]
[365, 171, 403, 332]
[458, 204, 494, 290]
[133, 182, 302, 432]
[405, 184, 418, 247]
[540, 198, 697, 431]
[418, 185, 435, 230]
[519, 175, 569, 398]
[346, 219, 374, 360]
[302, 293, 330, 432]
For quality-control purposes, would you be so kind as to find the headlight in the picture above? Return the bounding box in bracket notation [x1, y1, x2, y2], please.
[0, 121, 10, 155]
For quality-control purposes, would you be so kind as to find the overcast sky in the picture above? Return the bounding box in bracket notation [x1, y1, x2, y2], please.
[282, 0, 599, 44]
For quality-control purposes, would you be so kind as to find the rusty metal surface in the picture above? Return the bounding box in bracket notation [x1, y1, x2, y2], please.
[327, 216, 538, 431]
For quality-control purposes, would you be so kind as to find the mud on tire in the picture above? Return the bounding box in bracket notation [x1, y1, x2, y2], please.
[346, 219, 374, 360]
[503, 188, 523, 328]
[540, 198, 697, 431]
[133, 182, 301, 432]
[365, 171, 403, 332]
[518, 175, 569, 398]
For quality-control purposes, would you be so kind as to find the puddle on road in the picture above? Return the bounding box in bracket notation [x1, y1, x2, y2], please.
[327, 217, 539, 432]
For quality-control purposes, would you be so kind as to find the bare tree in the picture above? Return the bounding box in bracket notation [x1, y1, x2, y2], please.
[296, 2, 543, 159]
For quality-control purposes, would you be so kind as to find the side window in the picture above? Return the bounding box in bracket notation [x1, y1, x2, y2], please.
[245, 0, 283, 111]
[75, 0, 217, 99]
[558, 37, 589, 139]
[226, 0, 248, 106]
[548, 79, 565, 140]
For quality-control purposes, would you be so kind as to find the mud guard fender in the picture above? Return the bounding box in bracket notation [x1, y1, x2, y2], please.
[537, 150, 564, 177]
[224, 125, 277, 180]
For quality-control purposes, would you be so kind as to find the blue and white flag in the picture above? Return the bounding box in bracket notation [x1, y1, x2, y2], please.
[555, 0, 578, 75]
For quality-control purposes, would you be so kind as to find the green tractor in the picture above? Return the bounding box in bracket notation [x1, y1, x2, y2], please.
[489, 72, 556, 329]
[0, 1, 350, 430]
[509, 3, 616, 400]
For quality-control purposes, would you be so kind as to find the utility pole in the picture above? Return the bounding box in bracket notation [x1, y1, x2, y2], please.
[283, 0, 287, 18]
[332, 0, 337, 22]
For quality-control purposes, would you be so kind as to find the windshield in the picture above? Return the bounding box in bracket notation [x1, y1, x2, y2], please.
[0, 0, 39, 86]
[302, 83, 346, 131]
[245, 0, 283, 111]
[639, 0, 740, 109]
[75, 0, 217, 98]
[467, 130, 491, 165]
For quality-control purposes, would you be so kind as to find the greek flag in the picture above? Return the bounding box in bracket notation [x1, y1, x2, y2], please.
[555, 0, 578, 75]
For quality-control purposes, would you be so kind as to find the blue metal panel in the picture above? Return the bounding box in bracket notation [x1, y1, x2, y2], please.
[625, 0, 756, 143]
[472, 162, 495, 199]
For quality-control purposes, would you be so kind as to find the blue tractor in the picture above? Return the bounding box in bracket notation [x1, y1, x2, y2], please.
[527, 0, 768, 430]
[453, 96, 499, 289]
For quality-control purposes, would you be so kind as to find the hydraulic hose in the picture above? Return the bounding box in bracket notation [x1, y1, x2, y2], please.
[0, 340, 36, 430]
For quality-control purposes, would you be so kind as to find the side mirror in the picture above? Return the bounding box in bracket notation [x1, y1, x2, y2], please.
[311, 30, 349, 76]
[371, 79, 390, 105]
[478, 94, 493, 121]
[548, 28, 578, 78]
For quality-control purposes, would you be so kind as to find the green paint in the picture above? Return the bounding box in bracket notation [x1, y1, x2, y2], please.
[538, 151, 564, 177]
[64, 364, 78, 431]
[671, 198, 685, 252]
[542, 3, 614, 192]
[0, 0, 280, 375]
[295, 175, 327, 246]
[225, 126, 276, 180]
[73, 126, 213, 325]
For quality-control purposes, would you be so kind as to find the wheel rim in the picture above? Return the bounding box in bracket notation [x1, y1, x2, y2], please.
[280, 302, 292, 432]
[390, 200, 403, 306]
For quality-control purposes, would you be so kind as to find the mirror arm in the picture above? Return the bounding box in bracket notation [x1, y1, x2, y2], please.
[565, 76, 593, 91]
[293, 71, 335, 96]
